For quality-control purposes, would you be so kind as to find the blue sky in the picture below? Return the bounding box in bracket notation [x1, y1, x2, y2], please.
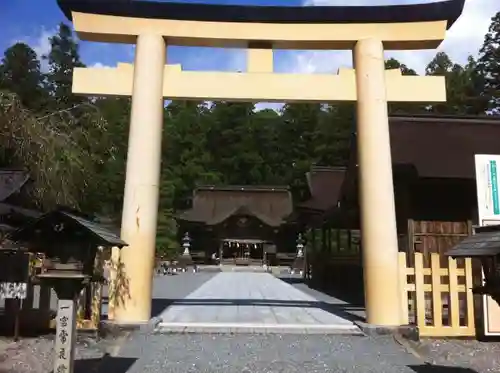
[1, 0, 498, 80]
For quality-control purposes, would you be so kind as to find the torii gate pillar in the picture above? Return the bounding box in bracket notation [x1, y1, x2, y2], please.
[354, 38, 401, 326]
[112, 34, 166, 323]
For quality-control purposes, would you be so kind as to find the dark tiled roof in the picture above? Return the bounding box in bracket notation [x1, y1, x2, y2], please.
[57, 0, 464, 28]
[8, 208, 127, 248]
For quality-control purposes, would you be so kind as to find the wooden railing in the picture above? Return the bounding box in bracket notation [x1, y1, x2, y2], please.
[399, 252, 475, 337]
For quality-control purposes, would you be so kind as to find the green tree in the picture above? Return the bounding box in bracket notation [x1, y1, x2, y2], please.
[44, 23, 85, 108]
[0, 43, 47, 110]
[317, 103, 354, 167]
[425, 52, 485, 114]
[385, 57, 417, 76]
[207, 102, 263, 185]
[279, 103, 322, 199]
[477, 11, 500, 114]
[0, 91, 112, 211]
[91, 97, 131, 215]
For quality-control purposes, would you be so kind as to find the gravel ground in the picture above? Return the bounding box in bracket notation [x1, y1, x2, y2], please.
[112, 332, 435, 373]
[0, 334, 123, 373]
[0, 273, 214, 373]
[6, 273, 497, 373]
[406, 338, 500, 373]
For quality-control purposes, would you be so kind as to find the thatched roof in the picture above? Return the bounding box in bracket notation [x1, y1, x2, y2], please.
[177, 185, 293, 227]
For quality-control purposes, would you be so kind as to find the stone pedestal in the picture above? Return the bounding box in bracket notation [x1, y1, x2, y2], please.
[290, 257, 305, 275]
[177, 253, 194, 272]
[38, 274, 88, 373]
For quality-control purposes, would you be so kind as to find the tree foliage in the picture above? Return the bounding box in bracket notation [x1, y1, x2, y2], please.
[478, 11, 500, 114]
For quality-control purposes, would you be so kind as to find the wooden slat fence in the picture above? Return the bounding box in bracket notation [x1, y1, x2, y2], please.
[399, 252, 475, 337]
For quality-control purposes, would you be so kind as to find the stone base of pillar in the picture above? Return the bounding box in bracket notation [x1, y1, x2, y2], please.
[353, 321, 419, 341]
[99, 317, 160, 337]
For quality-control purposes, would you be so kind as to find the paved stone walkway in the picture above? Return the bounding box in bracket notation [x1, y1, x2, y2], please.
[157, 272, 361, 334]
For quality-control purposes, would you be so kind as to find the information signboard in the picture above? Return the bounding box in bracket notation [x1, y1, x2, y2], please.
[475, 154, 500, 336]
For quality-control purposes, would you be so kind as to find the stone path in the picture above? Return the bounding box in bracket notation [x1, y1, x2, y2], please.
[157, 272, 361, 334]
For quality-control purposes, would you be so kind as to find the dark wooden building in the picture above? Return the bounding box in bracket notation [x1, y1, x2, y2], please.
[301, 115, 500, 256]
[176, 185, 297, 265]
[296, 114, 500, 301]
[338, 114, 500, 261]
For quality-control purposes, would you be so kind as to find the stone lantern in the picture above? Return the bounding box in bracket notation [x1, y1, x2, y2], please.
[290, 233, 305, 276]
[8, 208, 127, 373]
[178, 231, 194, 272]
[446, 224, 500, 306]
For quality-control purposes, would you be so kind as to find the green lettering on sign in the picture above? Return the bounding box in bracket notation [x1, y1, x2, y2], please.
[490, 160, 500, 215]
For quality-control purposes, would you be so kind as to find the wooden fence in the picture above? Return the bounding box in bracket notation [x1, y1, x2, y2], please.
[399, 252, 475, 337]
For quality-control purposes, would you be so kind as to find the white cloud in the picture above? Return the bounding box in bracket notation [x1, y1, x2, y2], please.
[291, 0, 499, 74]
[90, 62, 112, 68]
[10, 27, 55, 72]
[31, 28, 54, 61]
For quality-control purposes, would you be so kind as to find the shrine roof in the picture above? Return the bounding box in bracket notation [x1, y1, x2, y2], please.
[388, 114, 500, 179]
[57, 0, 464, 29]
[297, 167, 346, 213]
[176, 185, 293, 227]
[8, 207, 127, 248]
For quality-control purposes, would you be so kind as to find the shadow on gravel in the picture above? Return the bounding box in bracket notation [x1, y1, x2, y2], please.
[73, 355, 136, 373]
[151, 298, 365, 322]
[409, 364, 478, 373]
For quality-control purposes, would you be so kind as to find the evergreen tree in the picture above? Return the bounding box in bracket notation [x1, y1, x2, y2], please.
[0, 43, 47, 110]
[477, 11, 500, 114]
[44, 23, 85, 108]
[279, 103, 322, 199]
[425, 52, 486, 115]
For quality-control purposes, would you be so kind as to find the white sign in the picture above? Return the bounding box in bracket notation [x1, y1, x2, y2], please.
[54, 298, 77, 373]
[475, 154, 500, 336]
[0, 282, 27, 299]
[475, 154, 500, 220]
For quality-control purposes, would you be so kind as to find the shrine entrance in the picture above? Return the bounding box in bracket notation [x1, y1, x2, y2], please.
[220, 239, 265, 265]
[58, 0, 465, 326]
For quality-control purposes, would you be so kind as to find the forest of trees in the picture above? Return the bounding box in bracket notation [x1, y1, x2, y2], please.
[0, 12, 498, 252]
